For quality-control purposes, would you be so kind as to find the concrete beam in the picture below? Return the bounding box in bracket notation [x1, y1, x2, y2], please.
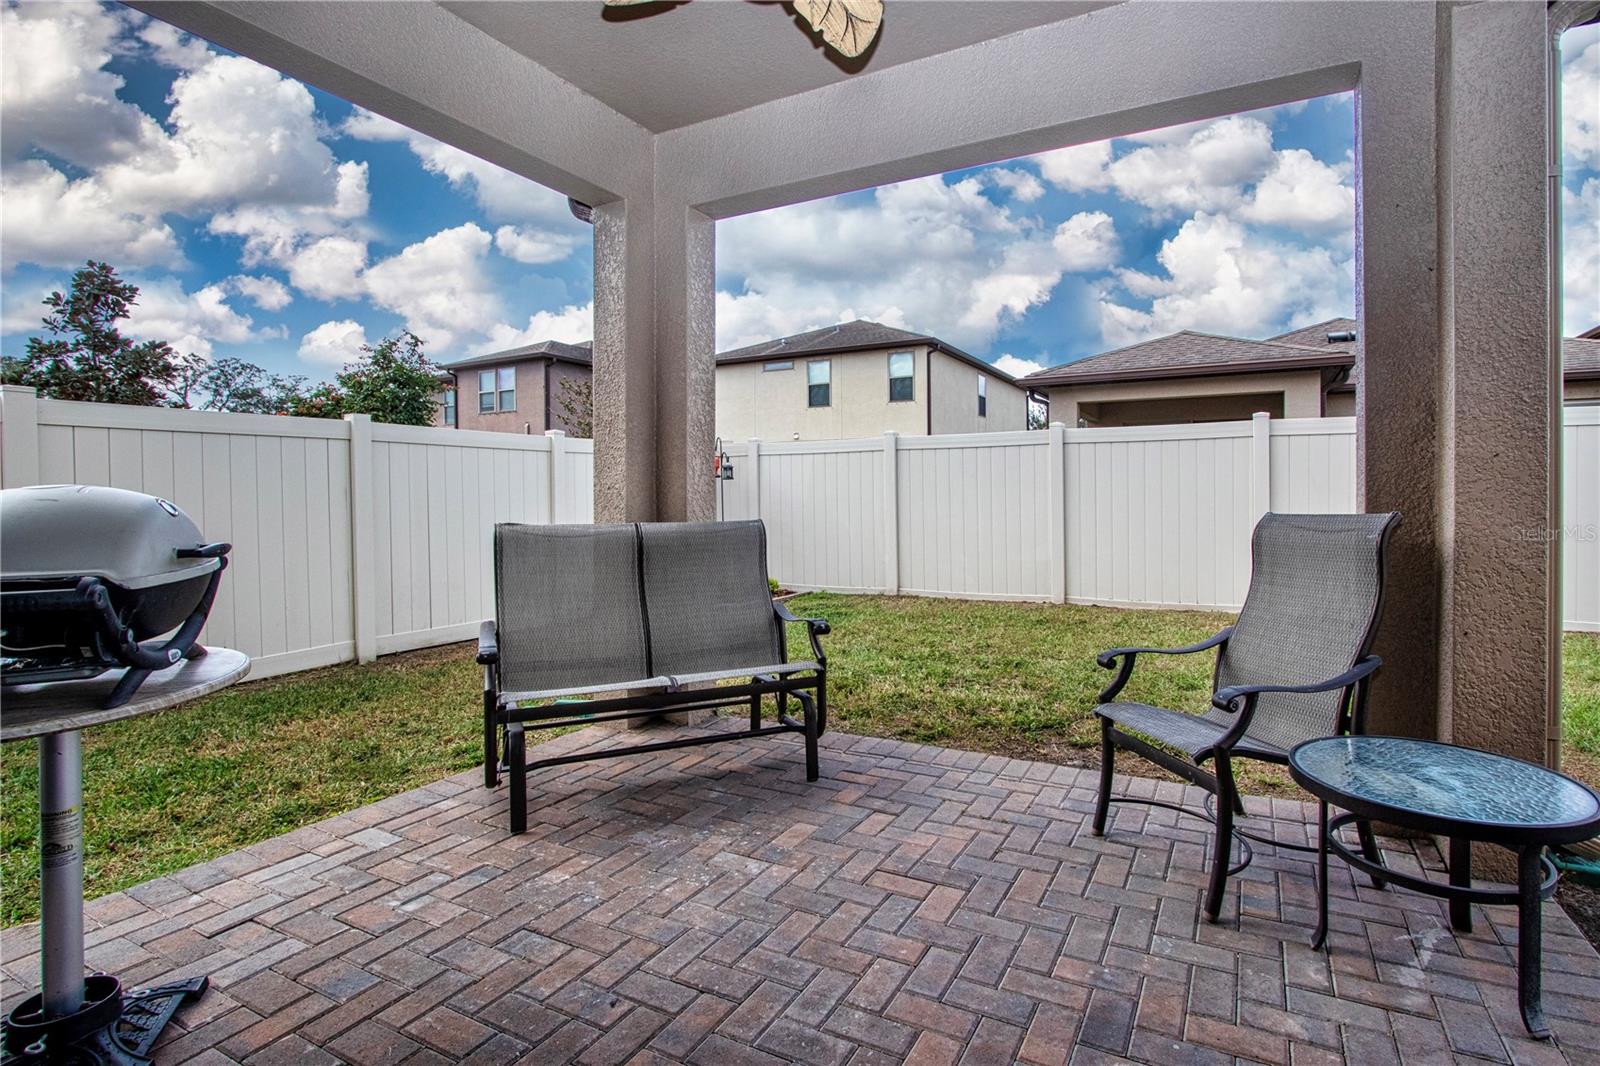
[131, 0, 649, 206]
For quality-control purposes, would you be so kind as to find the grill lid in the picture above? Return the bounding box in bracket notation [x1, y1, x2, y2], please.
[1, 485, 222, 590]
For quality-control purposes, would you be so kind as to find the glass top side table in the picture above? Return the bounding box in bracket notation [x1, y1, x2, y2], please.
[1289, 735, 1600, 1040]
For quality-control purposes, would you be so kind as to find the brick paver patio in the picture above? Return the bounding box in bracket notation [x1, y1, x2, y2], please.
[4, 721, 1597, 1065]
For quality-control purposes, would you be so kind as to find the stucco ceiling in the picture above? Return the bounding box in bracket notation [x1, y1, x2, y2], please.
[439, 1, 1117, 132]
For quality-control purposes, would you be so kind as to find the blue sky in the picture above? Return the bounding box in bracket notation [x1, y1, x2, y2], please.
[2, 4, 1596, 384]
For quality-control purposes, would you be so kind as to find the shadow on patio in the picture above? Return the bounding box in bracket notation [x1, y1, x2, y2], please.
[4, 722, 1595, 1066]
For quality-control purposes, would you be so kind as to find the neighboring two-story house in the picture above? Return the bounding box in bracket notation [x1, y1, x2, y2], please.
[714, 320, 1028, 441]
[436, 340, 592, 434]
[1022, 317, 1600, 427]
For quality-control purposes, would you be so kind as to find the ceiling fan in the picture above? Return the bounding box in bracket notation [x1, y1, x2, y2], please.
[603, 0, 885, 60]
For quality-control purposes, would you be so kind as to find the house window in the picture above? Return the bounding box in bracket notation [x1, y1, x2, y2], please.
[478, 370, 495, 413]
[497, 367, 516, 412]
[808, 360, 831, 407]
[763, 360, 794, 371]
[888, 351, 914, 402]
[443, 388, 457, 427]
[977, 374, 988, 418]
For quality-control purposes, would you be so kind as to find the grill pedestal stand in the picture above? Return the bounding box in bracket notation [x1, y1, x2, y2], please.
[1, 650, 249, 1064]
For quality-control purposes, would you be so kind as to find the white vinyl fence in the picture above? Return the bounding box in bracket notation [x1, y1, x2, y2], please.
[719, 410, 1600, 631]
[0, 386, 593, 678]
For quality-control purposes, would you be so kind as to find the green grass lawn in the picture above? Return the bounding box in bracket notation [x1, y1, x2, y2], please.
[3, 594, 1597, 927]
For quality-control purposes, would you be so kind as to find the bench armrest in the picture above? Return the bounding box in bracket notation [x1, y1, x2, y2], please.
[774, 599, 829, 664]
[1095, 627, 1232, 702]
[477, 620, 499, 665]
[774, 599, 830, 635]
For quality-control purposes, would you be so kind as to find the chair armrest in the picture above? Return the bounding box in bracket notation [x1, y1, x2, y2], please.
[1210, 655, 1382, 715]
[1095, 627, 1232, 703]
[774, 600, 831, 635]
[1095, 627, 1232, 670]
[477, 620, 499, 665]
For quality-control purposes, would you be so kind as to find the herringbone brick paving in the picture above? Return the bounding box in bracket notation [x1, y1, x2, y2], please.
[4, 721, 1597, 1065]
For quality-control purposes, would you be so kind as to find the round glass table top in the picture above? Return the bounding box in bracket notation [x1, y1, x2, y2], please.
[1290, 736, 1600, 831]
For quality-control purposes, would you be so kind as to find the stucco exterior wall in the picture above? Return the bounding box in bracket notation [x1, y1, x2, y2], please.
[437, 359, 594, 434]
[715, 346, 927, 441]
[716, 346, 1025, 440]
[546, 362, 594, 436]
[928, 349, 1026, 433]
[1325, 391, 1356, 418]
[1045, 369, 1326, 427]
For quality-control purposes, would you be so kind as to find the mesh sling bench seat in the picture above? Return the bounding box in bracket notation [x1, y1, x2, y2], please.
[479, 520, 829, 833]
[1091, 511, 1401, 922]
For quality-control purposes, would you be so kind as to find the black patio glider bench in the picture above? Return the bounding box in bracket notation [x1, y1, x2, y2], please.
[478, 520, 829, 833]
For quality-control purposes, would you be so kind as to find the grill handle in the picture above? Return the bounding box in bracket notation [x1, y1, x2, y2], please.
[175, 542, 231, 560]
[79, 562, 228, 675]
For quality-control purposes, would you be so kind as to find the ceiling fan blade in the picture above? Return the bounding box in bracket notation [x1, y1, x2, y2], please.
[792, 0, 884, 59]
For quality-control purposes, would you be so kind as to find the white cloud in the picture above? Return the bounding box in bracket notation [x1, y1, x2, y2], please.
[1033, 141, 1112, 192]
[987, 167, 1044, 203]
[1565, 178, 1600, 335]
[0, 3, 160, 168]
[1, 160, 183, 271]
[1564, 34, 1600, 171]
[1, 281, 60, 335]
[226, 275, 292, 312]
[343, 108, 584, 232]
[1241, 149, 1355, 234]
[136, 19, 212, 72]
[478, 302, 594, 352]
[284, 236, 368, 302]
[124, 278, 276, 359]
[2, 11, 371, 285]
[716, 175, 1111, 351]
[362, 224, 501, 349]
[298, 319, 369, 368]
[1095, 211, 1352, 347]
[1052, 211, 1119, 271]
[992, 354, 1046, 378]
[494, 225, 583, 265]
[1030, 115, 1351, 238]
[95, 55, 342, 216]
[1103, 116, 1275, 218]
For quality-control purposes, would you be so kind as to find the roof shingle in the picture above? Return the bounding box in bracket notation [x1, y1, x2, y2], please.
[442, 339, 592, 372]
[715, 319, 1020, 384]
[1018, 329, 1351, 388]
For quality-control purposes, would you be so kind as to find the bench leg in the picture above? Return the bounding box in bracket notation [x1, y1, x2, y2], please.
[483, 672, 498, 788]
[506, 724, 526, 834]
[750, 693, 761, 731]
[1203, 751, 1238, 923]
[803, 700, 820, 782]
[1093, 715, 1114, 837]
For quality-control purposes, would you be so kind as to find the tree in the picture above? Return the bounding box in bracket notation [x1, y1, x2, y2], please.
[336, 331, 440, 426]
[554, 375, 593, 438]
[1, 261, 184, 406]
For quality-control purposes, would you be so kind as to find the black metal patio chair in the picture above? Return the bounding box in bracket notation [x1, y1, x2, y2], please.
[1091, 511, 1401, 921]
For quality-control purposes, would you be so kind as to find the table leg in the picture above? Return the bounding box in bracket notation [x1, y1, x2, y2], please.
[1448, 836, 1472, 933]
[39, 730, 85, 1019]
[1312, 799, 1329, 950]
[1517, 846, 1550, 1039]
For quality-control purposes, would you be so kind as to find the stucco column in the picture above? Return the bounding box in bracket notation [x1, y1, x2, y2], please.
[1352, 7, 1445, 744]
[1437, 2, 1553, 768]
[592, 197, 658, 522]
[591, 194, 716, 523]
[653, 202, 717, 522]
